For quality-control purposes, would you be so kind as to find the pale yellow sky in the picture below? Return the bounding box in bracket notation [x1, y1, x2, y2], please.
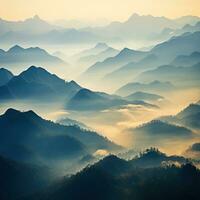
[0, 0, 200, 21]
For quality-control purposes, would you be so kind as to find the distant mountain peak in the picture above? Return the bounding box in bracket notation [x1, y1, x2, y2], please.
[95, 42, 108, 49]
[33, 15, 40, 20]
[8, 45, 24, 53]
[118, 48, 135, 56]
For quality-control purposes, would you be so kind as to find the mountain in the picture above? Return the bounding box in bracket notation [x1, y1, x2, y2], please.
[0, 15, 61, 35]
[128, 120, 193, 147]
[116, 80, 175, 96]
[152, 31, 200, 62]
[0, 155, 51, 200]
[102, 54, 160, 88]
[66, 88, 157, 111]
[0, 28, 104, 45]
[79, 47, 119, 65]
[25, 149, 199, 200]
[157, 21, 200, 41]
[83, 13, 199, 41]
[171, 51, 200, 66]
[0, 45, 65, 67]
[80, 48, 148, 83]
[132, 120, 193, 136]
[96, 31, 200, 89]
[0, 108, 121, 164]
[0, 68, 13, 86]
[185, 143, 200, 159]
[74, 43, 109, 59]
[175, 15, 200, 25]
[160, 104, 200, 130]
[125, 91, 164, 102]
[136, 63, 200, 88]
[0, 66, 81, 101]
[0, 16, 106, 45]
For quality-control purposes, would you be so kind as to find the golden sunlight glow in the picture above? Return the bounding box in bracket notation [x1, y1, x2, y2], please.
[0, 0, 200, 21]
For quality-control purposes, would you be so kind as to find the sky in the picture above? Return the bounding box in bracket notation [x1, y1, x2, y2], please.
[0, 0, 200, 21]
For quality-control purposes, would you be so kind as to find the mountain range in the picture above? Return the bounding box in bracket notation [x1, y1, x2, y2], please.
[127, 120, 193, 148]
[171, 51, 200, 66]
[80, 48, 148, 83]
[79, 46, 119, 65]
[83, 13, 200, 41]
[80, 31, 200, 91]
[136, 63, 200, 87]
[66, 88, 157, 111]
[116, 81, 175, 96]
[0, 45, 66, 68]
[0, 14, 199, 46]
[0, 66, 81, 101]
[23, 148, 199, 200]
[159, 103, 200, 130]
[0, 108, 121, 165]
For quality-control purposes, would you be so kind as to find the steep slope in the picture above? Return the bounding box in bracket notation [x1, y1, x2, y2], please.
[160, 104, 200, 130]
[102, 54, 160, 87]
[152, 31, 200, 61]
[0, 68, 14, 86]
[0, 45, 65, 67]
[0, 108, 120, 163]
[80, 48, 148, 82]
[0, 66, 81, 101]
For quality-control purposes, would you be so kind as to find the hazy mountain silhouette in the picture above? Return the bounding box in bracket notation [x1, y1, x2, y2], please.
[0, 28, 104, 45]
[81, 48, 148, 82]
[127, 120, 193, 148]
[83, 13, 200, 41]
[157, 21, 200, 41]
[152, 31, 200, 61]
[0, 66, 81, 101]
[160, 103, 200, 130]
[24, 148, 199, 200]
[66, 88, 157, 111]
[79, 47, 119, 65]
[0, 108, 121, 164]
[172, 51, 200, 66]
[125, 91, 164, 102]
[74, 43, 109, 59]
[102, 54, 160, 87]
[0, 68, 13, 86]
[116, 80, 175, 96]
[130, 120, 193, 140]
[0, 15, 61, 35]
[0, 45, 65, 67]
[136, 63, 200, 88]
[79, 31, 200, 90]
